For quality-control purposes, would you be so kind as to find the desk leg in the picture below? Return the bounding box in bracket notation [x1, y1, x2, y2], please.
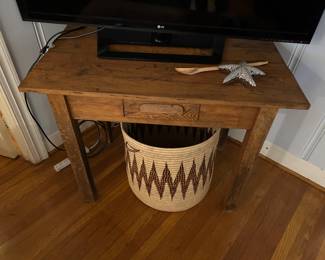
[226, 107, 277, 210]
[48, 95, 97, 202]
[218, 128, 229, 151]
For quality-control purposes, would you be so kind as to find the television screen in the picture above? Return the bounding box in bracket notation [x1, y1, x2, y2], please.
[17, 0, 324, 43]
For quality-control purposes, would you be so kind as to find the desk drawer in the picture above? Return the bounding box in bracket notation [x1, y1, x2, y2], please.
[68, 96, 124, 120]
[199, 104, 258, 129]
[68, 96, 258, 129]
[123, 100, 200, 121]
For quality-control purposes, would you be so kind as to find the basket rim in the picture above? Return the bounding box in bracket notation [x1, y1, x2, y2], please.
[121, 123, 220, 152]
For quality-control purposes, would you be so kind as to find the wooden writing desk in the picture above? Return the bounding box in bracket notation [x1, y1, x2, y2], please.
[20, 29, 310, 209]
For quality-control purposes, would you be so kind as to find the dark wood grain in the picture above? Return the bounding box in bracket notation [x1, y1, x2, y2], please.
[19, 29, 310, 110]
[217, 128, 230, 151]
[67, 95, 258, 129]
[48, 94, 96, 201]
[0, 131, 324, 259]
[18, 27, 310, 206]
[226, 107, 278, 210]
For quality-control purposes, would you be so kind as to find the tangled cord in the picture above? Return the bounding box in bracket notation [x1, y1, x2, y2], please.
[25, 26, 111, 156]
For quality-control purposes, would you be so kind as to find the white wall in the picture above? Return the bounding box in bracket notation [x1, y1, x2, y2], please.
[230, 11, 325, 170]
[0, 0, 64, 136]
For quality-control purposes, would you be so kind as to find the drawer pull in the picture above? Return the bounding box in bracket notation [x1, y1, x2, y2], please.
[123, 100, 200, 121]
[139, 103, 184, 115]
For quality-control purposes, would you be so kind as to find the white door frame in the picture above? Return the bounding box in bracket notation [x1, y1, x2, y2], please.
[0, 31, 48, 164]
[32, 22, 47, 49]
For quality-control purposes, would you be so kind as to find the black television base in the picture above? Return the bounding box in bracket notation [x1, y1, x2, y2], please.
[97, 28, 225, 64]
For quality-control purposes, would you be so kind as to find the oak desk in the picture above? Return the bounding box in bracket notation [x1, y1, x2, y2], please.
[20, 32, 310, 209]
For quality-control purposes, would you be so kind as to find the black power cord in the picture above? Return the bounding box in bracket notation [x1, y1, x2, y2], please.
[26, 26, 86, 151]
[26, 26, 112, 155]
[27, 26, 85, 74]
[79, 120, 110, 157]
[42, 26, 85, 50]
[24, 92, 65, 151]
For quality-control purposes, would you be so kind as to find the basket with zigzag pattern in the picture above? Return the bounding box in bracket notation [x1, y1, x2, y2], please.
[121, 123, 220, 212]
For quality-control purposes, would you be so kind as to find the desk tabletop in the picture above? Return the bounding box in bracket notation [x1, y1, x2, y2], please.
[20, 28, 309, 109]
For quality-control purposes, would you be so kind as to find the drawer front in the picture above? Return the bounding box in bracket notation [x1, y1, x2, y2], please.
[199, 104, 258, 129]
[123, 100, 200, 121]
[68, 96, 124, 120]
[67, 96, 258, 129]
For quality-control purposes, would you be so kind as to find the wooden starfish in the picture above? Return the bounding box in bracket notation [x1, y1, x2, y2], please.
[218, 62, 266, 87]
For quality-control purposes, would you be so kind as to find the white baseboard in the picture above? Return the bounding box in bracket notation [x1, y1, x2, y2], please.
[45, 131, 63, 152]
[229, 130, 325, 188]
[260, 141, 325, 188]
[45, 121, 94, 152]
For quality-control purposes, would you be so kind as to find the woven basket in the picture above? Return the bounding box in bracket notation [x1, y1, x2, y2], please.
[121, 123, 220, 212]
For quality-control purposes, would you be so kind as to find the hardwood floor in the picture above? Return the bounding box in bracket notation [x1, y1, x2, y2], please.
[0, 132, 324, 260]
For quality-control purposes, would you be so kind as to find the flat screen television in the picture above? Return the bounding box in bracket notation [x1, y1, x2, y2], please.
[16, 0, 324, 63]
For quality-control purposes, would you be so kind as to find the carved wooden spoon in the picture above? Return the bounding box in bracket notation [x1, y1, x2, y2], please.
[175, 61, 269, 75]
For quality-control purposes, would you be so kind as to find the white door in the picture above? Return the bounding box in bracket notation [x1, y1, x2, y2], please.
[0, 111, 18, 158]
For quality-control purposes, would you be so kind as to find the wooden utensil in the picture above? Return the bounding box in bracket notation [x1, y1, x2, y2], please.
[175, 61, 269, 75]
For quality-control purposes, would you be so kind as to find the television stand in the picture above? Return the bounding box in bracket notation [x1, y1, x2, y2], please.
[97, 28, 225, 64]
[20, 28, 310, 209]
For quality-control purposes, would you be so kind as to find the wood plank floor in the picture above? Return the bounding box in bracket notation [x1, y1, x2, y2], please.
[0, 133, 324, 260]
